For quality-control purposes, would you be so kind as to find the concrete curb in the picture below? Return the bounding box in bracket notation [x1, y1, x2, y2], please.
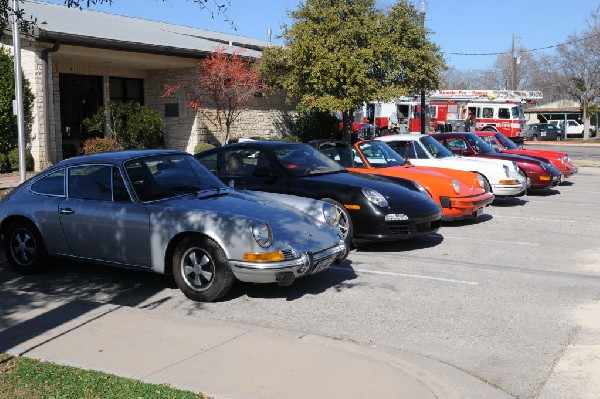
[0, 288, 511, 399]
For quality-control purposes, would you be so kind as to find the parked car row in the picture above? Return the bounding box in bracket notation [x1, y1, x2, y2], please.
[0, 130, 575, 303]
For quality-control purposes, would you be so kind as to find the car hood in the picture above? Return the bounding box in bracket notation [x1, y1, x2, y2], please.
[349, 166, 483, 197]
[149, 190, 341, 252]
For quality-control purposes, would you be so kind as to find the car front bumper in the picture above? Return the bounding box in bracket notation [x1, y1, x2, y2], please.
[439, 192, 495, 220]
[229, 241, 347, 285]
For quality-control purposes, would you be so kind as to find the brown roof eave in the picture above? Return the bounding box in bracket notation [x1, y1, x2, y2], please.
[38, 31, 214, 60]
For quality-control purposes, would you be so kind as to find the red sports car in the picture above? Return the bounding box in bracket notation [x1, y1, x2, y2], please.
[475, 131, 577, 179]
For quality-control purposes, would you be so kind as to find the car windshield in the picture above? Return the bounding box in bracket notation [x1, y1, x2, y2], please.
[274, 144, 345, 177]
[419, 136, 454, 159]
[125, 153, 226, 201]
[494, 133, 519, 150]
[358, 141, 406, 168]
[465, 134, 497, 154]
[511, 106, 524, 119]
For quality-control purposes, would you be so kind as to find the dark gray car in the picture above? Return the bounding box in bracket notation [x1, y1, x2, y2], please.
[0, 150, 346, 302]
[524, 123, 561, 141]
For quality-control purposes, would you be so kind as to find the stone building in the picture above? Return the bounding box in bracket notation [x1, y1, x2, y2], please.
[7, 0, 294, 171]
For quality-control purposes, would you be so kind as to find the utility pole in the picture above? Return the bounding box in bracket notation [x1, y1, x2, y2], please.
[511, 33, 517, 90]
[12, 0, 26, 183]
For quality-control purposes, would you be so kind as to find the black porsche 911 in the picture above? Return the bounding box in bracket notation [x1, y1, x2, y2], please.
[195, 141, 442, 244]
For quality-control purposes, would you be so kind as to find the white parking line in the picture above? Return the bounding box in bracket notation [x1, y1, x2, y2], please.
[330, 266, 479, 285]
[443, 235, 539, 246]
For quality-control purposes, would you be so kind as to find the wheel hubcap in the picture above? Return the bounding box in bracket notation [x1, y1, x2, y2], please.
[181, 248, 215, 292]
[336, 206, 350, 240]
[11, 229, 36, 266]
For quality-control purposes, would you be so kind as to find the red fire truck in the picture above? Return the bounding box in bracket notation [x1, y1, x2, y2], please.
[428, 90, 543, 141]
[355, 99, 436, 135]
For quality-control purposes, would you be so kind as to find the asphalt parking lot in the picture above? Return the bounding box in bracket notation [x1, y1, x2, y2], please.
[1, 165, 599, 398]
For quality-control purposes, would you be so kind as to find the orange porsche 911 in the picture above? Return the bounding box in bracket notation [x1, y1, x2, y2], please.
[310, 140, 495, 221]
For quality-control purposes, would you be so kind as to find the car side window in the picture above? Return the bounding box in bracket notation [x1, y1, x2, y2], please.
[68, 165, 112, 201]
[498, 108, 510, 119]
[113, 167, 131, 202]
[196, 152, 217, 172]
[386, 141, 410, 158]
[482, 136, 500, 151]
[446, 138, 467, 151]
[482, 108, 494, 118]
[31, 169, 65, 196]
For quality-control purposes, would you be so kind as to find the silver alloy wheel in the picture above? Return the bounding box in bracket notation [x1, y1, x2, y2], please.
[335, 204, 350, 240]
[11, 228, 36, 266]
[180, 247, 215, 292]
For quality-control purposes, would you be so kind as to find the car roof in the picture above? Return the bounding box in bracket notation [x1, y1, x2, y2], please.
[377, 134, 426, 141]
[55, 149, 189, 167]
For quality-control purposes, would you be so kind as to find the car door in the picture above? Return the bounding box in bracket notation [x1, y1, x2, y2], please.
[218, 147, 290, 193]
[58, 164, 151, 267]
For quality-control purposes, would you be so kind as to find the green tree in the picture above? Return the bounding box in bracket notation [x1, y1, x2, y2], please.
[0, 46, 33, 154]
[260, 0, 445, 141]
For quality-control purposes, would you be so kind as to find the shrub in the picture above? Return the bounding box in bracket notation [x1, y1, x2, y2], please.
[194, 142, 215, 154]
[81, 137, 119, 154]
[84, 102, 165, 150]
[289, 107, 340, 142]
[7, 148, 34, 171]
[0, 153, 9, 172]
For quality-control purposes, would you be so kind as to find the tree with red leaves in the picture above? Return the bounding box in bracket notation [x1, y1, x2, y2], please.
[163, 46, 269, 145]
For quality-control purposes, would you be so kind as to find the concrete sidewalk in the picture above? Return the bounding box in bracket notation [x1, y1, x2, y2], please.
[0, 288, 511, 399]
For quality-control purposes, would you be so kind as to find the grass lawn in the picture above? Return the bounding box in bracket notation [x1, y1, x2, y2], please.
[0, 353, 207, 399]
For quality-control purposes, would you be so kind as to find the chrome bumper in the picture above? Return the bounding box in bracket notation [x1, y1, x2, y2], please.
[229, 242, 346, 284]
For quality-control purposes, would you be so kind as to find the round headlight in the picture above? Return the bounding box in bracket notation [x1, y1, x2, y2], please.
[252, 221, 272, 248]
[477, 173, 485, 189]
[512, 161, 518, 171]
[362, 187, 388, 207]
[558, 156, 563, 165]
[451, 179, 460, 194]
[323, 202, 340, 226]
[503, 164, 510, 177]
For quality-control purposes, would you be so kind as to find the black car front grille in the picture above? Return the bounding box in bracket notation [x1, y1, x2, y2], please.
[282, 249, 297, 260]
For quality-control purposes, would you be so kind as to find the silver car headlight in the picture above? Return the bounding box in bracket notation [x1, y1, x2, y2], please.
[451, 179, 460, 194]
[558, 156, 564, 165]
[477, 173, 485, 188]
[503, 164, 511, 177]
[252, 221, 272, 248]
[512, 161, 518, 172]
[565, 154, 570, 162]
[322, 202, 340, 226]
[362, 188, 389, 207]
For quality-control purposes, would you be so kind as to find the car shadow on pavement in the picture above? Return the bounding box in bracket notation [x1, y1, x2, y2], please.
[559, 180, 574, 187]
[223, 258, 360, 302]
[441, 214, 493, 228]
[491, 197, 528, 207]
[526, 188, 561, 197]
[352, 233, 444, 253]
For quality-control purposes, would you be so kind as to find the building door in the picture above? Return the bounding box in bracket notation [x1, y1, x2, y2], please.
[59, 74, 103, 159]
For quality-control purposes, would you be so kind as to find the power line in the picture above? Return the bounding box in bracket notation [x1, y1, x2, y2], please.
[443, 31, 600, 57]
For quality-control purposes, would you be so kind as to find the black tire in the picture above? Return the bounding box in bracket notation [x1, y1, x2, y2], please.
[322, 198, 353, 246]
[556, 135, 561, 141]
[532, 134, 538, 141]
[172, 236, 235, 302]
[4, 219, 50, 274]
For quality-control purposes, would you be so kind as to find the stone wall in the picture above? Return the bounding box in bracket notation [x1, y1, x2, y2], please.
[147, 67, 296, 152]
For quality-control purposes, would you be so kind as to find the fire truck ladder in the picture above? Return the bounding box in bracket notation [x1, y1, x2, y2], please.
[429, 90, 543, 102]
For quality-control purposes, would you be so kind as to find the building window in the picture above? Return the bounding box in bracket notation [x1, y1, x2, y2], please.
[109, 77, 144, 104]
[165, 103, 179, 118]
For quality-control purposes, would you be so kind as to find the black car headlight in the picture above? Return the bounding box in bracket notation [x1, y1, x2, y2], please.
[362, 188, 389, 207]
[252, 221, 272, 248]
[323, 202, 340, 226]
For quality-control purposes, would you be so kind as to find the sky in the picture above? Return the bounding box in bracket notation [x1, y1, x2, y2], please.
[39, 0, 598, 71]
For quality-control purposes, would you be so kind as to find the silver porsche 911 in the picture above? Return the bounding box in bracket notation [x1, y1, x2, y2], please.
[0, 150, 346, 302]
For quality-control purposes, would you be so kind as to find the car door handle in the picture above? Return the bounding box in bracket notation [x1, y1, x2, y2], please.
[59, 207, 75, 215]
